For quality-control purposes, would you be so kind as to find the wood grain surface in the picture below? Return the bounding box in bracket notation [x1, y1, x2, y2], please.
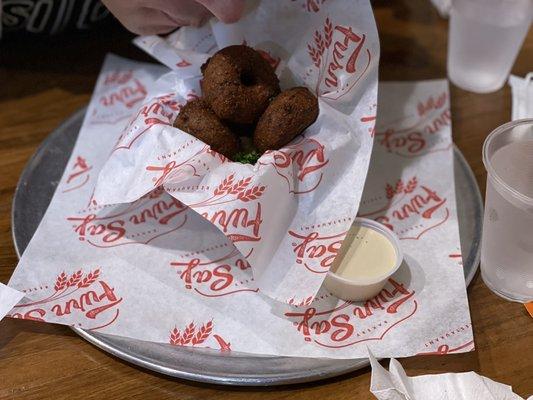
[1, 1, 532, 398]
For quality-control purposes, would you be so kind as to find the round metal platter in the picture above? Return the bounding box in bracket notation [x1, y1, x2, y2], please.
[12, 107, 483, 386]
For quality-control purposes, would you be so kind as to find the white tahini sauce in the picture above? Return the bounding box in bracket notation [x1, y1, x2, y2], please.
[331, 225, 397, 281]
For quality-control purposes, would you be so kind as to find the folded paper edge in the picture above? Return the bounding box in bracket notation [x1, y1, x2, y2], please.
[0, 283, 25, 321]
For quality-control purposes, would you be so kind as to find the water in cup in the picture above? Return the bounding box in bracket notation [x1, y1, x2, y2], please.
[448, 0, 532, 93]
[481, 136, 533, 302]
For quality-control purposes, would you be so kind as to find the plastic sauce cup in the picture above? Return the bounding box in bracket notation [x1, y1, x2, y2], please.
[324, 218, 403, 302]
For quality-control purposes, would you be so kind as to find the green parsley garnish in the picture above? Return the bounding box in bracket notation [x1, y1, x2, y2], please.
[234, 150, 261, 164]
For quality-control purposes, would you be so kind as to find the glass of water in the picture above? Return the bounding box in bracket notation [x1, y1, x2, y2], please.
[481, 119, 533, 303]
[447, 0, 532, 93]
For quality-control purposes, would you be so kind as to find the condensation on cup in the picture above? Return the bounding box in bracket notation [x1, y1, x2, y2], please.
[447, 0, 532, 93]
[481, 119, 533, 303]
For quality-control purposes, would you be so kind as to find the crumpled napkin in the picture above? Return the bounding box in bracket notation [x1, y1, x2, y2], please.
[369, 350, 531, 400]
[509, 74, 533, 120]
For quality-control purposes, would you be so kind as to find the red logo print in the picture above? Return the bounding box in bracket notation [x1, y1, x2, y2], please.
[66, 189, 188, 247]
[376, 92, 451, 157]
[257, 49, 281, 71]
[418, 324, 474, 355]
[417, 92, 447, 117]
[288, 225, 348, 273]
[241, 40, 281, 71]
[99, 78, 147, 109]
[91, 70, 151, 125]
[285, 278, 417, 347]
[360, 177, 450, 240]
[449, 248, 463, 266]
[292, 0, 326, 13]
[135, 93, 179, 128]
[201, 203, 263, 244]
[417, 340, 474, 355]
[171, 245, 257, 297]
[260, 137, 329, 194]
[9, 268, 122, 331]
[185, 90, 200, 102]
[176, 59, 192, 68]
[361, 114, 377, 137]
[112, 92, 185, 152]
[145, 146, 210, 187]
[180, 174, 265, 243]
[308, 18, 372, 99]
[103, 70, 133, 86]
[62, 156, 92, 193]
[169, 320, 231, 351]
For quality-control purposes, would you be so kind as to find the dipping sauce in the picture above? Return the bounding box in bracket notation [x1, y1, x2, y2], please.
[331, 224, 397, 281]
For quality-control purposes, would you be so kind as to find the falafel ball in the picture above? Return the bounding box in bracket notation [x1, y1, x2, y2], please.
[174, 99, 240, 159]
[226, 122, 255, 137]
[201, 45, 281, 124]
[253, 87, 319, 153]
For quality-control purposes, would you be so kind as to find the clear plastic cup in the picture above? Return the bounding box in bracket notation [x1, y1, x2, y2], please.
[481, 119, 533, 303]
[447, 0, 532, 93]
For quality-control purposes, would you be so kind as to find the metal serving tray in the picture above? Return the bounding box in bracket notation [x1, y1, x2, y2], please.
[12, 108, 483, 386]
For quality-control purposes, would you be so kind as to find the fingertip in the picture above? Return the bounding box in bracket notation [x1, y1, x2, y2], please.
[197, 0, 245, 24]
[218, 12, 241, 24]
[188, 10, 213, 27]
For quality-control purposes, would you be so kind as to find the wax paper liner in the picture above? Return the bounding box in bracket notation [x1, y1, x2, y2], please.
[6, 51, 473, 358]
[93, 0, 380, 304]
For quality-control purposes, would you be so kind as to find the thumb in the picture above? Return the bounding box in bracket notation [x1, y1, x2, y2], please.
[196, 0, 246, 23]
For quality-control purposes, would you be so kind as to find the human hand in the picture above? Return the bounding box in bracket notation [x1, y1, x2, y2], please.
[102, 0, 245, 35]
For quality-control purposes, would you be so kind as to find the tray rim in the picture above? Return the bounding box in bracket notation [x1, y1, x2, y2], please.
[11, 107, 483, 386]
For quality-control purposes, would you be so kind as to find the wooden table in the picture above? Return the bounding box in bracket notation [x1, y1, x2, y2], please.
[1, 1, 532, 398]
